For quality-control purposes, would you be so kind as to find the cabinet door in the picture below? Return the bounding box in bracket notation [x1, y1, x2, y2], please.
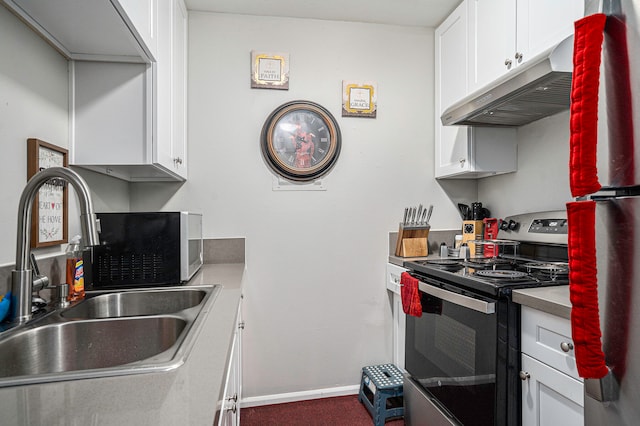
[218, 301, 242, 426]
[468, 0, 516, 92]
[171, 0, 188, 177]
[392, 293, 406, 369]
[154, 0, 187, 178]
[521, 354, 584, 426]
[115, 0, 158, 60]
[155, 0, 187, 179]
[516, 0, 584, 65]
[435, 2, 471, 176]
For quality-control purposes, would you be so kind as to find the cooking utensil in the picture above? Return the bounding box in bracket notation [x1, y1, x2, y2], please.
[403, 207, 409, 225]
[458, 203, 470, 220]
[472, 202, 483, 220]
[426, 205, 433, 224]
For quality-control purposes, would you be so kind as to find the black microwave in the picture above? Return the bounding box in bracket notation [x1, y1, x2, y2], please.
[90, 212, 203, 289]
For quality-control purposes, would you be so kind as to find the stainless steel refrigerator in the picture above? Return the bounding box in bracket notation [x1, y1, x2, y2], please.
[569, 1, 640, 424]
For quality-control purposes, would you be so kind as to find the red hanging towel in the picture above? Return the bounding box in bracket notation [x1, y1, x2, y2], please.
[569, 13, 606, 197]
[400, 272, 422, 317]
[567, 201, 609, 379]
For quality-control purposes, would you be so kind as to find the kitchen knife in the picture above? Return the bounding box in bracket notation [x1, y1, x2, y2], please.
[426, 205, 433, 225]
[416, 204, 423, 224]
[403, 207, 409, 225]
[420, 206, 428, 225]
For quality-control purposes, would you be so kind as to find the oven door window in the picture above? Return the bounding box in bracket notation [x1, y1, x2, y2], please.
[406, 288, 497, 425]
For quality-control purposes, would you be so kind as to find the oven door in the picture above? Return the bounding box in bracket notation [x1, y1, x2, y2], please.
[405, 277, 498, 426]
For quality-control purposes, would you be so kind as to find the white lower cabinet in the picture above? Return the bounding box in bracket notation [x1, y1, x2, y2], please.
[386, 263, 406, 369]
[521, 354, 584, 426]
[219, 299, 243, 426]
[520, 306, 583, 425]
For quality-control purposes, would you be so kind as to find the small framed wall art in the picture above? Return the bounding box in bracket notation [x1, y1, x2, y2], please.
[261, 100, 341, 182]
[27, 138, 68, 248]
[342, 80, 377, 118]
[251, 51, 290, 90]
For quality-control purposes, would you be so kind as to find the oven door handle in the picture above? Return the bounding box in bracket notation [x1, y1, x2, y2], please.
[418, 281, 495, 314]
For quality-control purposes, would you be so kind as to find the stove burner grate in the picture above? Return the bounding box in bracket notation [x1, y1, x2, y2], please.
[521, 262, 569, 281]
[463, 257, 515, 269]
[475, 270, 529, 280]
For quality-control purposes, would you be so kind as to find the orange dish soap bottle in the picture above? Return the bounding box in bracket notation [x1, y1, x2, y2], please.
[66, 235, 85, 301]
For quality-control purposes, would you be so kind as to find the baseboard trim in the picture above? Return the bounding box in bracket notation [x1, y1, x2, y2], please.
[241, 384, 361, 408]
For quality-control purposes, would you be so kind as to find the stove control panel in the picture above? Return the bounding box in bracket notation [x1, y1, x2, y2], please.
[497, 210, 568, 245]
[529, 219, 568, 234]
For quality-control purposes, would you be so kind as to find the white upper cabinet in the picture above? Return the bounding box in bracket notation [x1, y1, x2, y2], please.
[155, 0, 188, 178]
[70, 0, 188, 182]
[468, 0, 584, 92]
[1, 0, 157, 63]
[435, 1, 516, 179]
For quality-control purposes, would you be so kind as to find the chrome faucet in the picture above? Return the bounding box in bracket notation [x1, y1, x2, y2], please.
[10, 167, 100, 324]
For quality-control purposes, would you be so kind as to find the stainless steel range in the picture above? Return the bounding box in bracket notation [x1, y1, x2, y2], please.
[402, 210, 569, 426]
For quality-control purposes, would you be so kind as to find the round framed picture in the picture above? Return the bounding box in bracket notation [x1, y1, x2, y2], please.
[261, 100, 341, 182]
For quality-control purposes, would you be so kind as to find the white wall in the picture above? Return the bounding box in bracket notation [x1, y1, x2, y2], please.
[0, 6, 69, 266]
[478, 111, 573, 217]
[0, 7, 130, 274]
[129, 12, 467, 398]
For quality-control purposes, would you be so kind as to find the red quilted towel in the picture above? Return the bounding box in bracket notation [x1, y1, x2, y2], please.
[567, 201, 608, 379]
[569, 13, 606, 197]
[400, 272, 422, 317]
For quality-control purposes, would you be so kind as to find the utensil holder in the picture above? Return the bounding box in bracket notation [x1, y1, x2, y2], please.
[394, 224, 430, 257]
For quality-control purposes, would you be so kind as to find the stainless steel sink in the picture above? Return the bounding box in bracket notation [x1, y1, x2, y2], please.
[0, 284, 221, 387]
[0, 317, 186, 377]
[61, 288, 208, 319]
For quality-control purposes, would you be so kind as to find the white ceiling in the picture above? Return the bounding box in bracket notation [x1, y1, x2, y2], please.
[184, 0, 462, 28]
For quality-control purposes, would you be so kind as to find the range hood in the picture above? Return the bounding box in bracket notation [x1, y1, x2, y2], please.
[441, 35, 574, 127]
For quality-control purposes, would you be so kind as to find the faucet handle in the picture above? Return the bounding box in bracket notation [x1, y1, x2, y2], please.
[30, 253, 39, 275]
[30, 253, 50, 292]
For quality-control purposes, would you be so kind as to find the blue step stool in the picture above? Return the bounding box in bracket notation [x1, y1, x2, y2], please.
[358, 363, 404, 426]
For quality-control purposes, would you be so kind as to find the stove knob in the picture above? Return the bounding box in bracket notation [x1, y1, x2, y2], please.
[499, 220, 509, 231]
[508, 220, 519, 231]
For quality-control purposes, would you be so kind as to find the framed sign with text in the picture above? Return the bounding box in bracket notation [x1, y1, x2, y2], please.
[251, 51, 290, 90]
[27, 138, 68, 248]
[342, 80, 377, 118]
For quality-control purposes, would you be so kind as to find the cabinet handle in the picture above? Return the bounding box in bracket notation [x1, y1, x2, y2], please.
[504, 58, 512, 68]
[238, 321, 245, 330]
[519, 371, 530, 381]
[560, 341, 574, 352]
[173, 157, 183, 165]
[515, 52, 523, 62]
[459, 158, 466, 166]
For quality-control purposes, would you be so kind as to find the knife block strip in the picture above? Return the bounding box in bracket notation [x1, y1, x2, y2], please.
[395, 226, 430, 257]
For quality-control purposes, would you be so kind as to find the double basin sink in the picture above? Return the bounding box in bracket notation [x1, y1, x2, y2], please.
[0, 285, 221, 387]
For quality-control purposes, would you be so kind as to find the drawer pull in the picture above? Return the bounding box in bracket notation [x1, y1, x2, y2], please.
[519, 371, 530, 381]
[560, 341, 574, 352]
